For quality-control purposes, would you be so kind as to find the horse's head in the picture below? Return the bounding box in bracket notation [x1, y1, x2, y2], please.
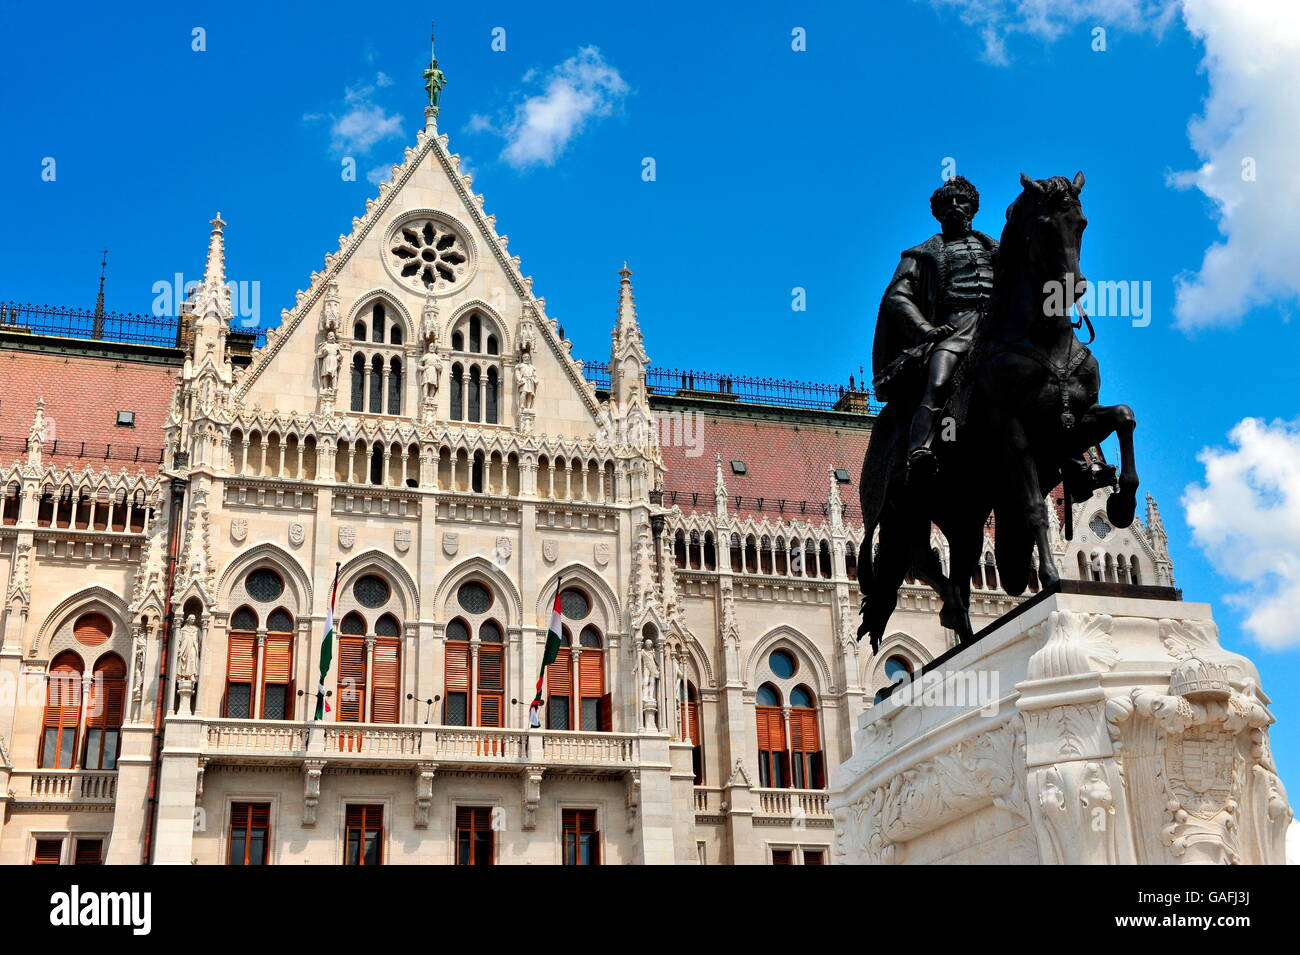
[1003, 171, 1088, 310]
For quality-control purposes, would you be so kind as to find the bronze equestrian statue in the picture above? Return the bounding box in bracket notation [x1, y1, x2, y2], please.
[857, 172, 1140, 650]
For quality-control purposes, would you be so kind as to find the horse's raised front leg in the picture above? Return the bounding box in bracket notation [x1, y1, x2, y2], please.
[1079, 403, 1139, 527]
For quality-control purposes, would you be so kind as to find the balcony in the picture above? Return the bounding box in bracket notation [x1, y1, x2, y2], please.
[10, 770, 118, 807]
[201, 719, 640, 774]
[753, 787, 832, 822]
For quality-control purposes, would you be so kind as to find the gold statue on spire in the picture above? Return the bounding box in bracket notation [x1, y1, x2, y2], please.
[422, 24, 446, 108]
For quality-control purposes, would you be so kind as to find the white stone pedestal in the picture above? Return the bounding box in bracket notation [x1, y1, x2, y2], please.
[829, 588, 1292, 865]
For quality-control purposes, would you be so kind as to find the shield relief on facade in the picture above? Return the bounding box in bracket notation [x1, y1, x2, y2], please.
[338, 524, 356, 549]
[442, 532, 459, 557]
[394, 528, 411, 553]
[1165, 726, 1237, 819]
[594, 542, 610, 567]
[495, 536, 512, 565]
[230, 518, 247, 544]
[288, 521, 305, 547]
[543, 539, 558, 563]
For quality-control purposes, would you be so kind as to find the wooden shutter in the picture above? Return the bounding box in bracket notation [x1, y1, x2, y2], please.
[33, 839, 62, 865]
[226, 633, 256, 682]
[43, 656, 83, 729]
[74, 839, 103, 865]
[578, 650, 604, 698]
[345, 804, 382, 829]
[547, 647, 572, 697]
[477, 644, 504, 728]
[684, 701, 700, 745]
[371, 639, 400, 723]
[262, 633, 293, 719]
[791, 709, 819, 752]
[598, 693, 613, 732]
[86, 656, 126, 729]
[445, 641, 470, 693]
[755, 706, 786, 751]
[337, 637, 367, 723]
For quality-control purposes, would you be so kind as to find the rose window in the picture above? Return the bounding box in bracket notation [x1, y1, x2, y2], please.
[389, 219, 470, 291]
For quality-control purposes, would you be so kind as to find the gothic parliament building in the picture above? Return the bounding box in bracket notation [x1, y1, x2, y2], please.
[0, 53, 1175, 866]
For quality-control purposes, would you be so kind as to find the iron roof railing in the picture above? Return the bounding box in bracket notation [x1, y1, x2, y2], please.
[0, 435, 166, 467]
[0, 301, 266, 349]
[582, 360, 880, 414]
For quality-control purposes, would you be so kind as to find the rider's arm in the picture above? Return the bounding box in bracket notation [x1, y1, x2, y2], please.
[883, 256, 941, 341]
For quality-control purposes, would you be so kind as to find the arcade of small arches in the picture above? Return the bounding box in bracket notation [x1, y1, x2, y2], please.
[670, 527, 847, 580]
[0, 477, 158, 533]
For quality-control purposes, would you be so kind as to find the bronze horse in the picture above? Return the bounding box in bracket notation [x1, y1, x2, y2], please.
[857, 172, 1140, 649]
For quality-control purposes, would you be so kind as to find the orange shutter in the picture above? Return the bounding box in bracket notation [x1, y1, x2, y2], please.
[74, 840, 103, 865]
[685, 701, 700, 745]
[445, 641, 470, 693]
[33, 840, 62, 865]
[227, 633, 256, 684]
[547, 647, 572, 696]
[262, 635, 292, 684]
[44, 658, 83, 729]
[86, 657, 126, 730]
[371, 639, 400, 723]
[337, 637, 367, 723]
[792, 709, 819, 752]
[477, 644, 504, 728]
[756, 706, 785, 751]
[346, 804, 382, 829]
[578, 650, 604, 698]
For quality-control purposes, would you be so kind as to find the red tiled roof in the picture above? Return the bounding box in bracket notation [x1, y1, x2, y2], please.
[659, 407, 871, 524]
[0, 348, 176, 475]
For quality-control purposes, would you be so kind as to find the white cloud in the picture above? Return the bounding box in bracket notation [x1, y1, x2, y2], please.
[1183, 417, 1300, 650]
[476, 47, 628, 168]
[924, 0, 1300, 331]
[306, 73, 405, 158]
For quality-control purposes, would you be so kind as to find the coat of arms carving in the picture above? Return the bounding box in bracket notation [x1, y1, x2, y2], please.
[394, 528, 411, 553]
[288, 522, 305, 547]
[594, 542, 610, 567]
[442, 532, 459, 557]
[338, 525, 356, 549]
[495, 536, 513, 565]
[230, 518, 247, 544]
[542, 539, 558, 564]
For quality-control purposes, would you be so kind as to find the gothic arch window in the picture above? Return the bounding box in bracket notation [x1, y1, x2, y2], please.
[451, 329, 464, 351]
[468, 365, 482, 422]
[444, 581, 506, 728]
[788, 685, 824, 789]
[350, 354, 365, 412]
[371, 303, 386, 343]
[387, 356, 403, 415]
[755, 682, 786, 787]
[83, 653, 126, 770]
[545, 586, 609, 731]
[450, 363, 464, 421]
[485, 367, 499, 424]
[40, 651, 84, 769]
[353, 321, 366, 341]
[874, 654, 914, 704]
[225, 567, 299, 720]
[335, 572, 404, 724]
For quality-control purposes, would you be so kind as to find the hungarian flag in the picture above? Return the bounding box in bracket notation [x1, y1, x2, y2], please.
[529, 582, 564, 728]
[314, 563, 341, 719]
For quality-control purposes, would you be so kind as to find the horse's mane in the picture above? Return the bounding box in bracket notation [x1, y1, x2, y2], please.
[988, 176, 1079, 332]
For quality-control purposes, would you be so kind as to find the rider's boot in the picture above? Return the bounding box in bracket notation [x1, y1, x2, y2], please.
[906, 404, 942, 484]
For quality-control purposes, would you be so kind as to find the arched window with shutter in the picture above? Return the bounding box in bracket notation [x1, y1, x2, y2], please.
[84, 653, 126, 770]
[225, 606, 258, 718]
[41, 651, 84, 768]
[546, 588, 610, 731]
[263, 609, 295, 720]
[789, 685, 824, 789]
[371, 613, 401, 724]
[443, 582, 507, 727]
[755, 682, 787, 788]
[337, 612, 367, 723]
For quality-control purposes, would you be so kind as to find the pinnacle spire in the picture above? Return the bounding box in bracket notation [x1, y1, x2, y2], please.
[94, 249, 108, 318]
[203, 213, 227, 290]
[714, 453, 729, 518]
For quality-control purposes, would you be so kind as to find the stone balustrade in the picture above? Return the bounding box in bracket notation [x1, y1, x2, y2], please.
[12, 770, 118, 805]
[753, 787, 832, 817]
[201, 718, 638, 772]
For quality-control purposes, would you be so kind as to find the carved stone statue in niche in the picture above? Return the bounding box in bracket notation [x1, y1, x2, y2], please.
[516, 355, 538, 412]
[316, 331, 341, 392]
[418, 344, 443, 404]
[175, 613, 201, 684]
[420, 290, 440, 348]
[639, 637, 661, 731]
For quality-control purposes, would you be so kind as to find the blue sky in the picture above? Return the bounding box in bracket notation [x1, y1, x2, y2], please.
[3, 2, 1299, 792]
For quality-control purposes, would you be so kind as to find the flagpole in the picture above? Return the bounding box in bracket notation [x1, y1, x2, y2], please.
[529, 577, 563, 728]
[313, 562, 341, 723]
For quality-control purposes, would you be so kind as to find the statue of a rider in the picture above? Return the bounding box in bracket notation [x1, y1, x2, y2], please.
[872, 176, 997, 481]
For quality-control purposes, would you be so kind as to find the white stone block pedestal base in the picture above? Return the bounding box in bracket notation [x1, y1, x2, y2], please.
[829, 588, 1292, 865]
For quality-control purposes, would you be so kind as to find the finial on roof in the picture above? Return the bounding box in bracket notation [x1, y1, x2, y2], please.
[714, 453, 729, 518]
[94, 249, 108, 318]
[203, 213, 227, 290]
[423, 23, 446, 109]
